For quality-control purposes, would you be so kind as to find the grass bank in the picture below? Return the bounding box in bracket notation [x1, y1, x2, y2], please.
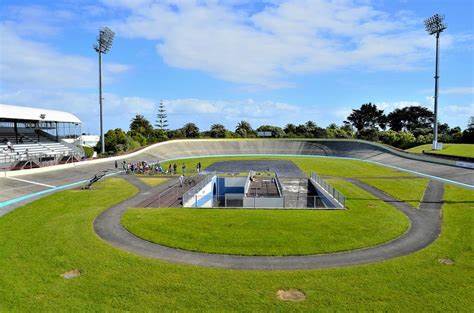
[407, 143, 474, 158]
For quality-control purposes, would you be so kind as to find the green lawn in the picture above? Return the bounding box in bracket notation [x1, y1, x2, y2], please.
[0, 176, 473, 311]
[407, 143, 474, 158]
[161, 155, 412, 178]
[122, 179, 408, 256]
[137, 176, 169, 187]
[358, 177, 429, 208]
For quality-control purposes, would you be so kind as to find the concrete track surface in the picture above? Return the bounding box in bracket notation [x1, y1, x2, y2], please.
[0, 139, 472, 215]
[94, 176, 444, 270]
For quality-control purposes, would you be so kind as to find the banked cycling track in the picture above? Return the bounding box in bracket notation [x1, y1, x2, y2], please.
[0, 139, 471, 270]
[0, 139, 472, 215]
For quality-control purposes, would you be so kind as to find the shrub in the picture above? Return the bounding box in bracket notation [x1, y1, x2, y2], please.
[83, 146, 94, 158]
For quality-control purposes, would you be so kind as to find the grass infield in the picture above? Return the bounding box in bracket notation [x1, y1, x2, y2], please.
[161, 155, 412, 178]
[358, 177, 429, 208]
[122, 179, 409, 256]
[137, 176, 170, 187]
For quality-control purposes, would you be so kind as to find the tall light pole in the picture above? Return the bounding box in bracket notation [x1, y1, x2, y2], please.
[424, 14, 446, 150]
[94, 27, 115, 154]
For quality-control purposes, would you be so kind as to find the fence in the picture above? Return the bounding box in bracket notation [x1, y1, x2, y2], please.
[310, 172, 345, 208]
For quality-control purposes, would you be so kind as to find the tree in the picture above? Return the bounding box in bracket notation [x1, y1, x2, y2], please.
[379, 130, 416, 149]
[387, 106, 434, 132]
[341, 121, 354, 134]
[346, 103, 386, 132]
[295, 124, 308, 137]
[155, 100, 168, 130]
[130, 114, 154, 142]
[210, 124, 227, 138]
[462, 116, 474, 143]
[305, 121, 326, 138]
[97, 128, 135, 154]
[152, 128, 168, 142]
[235, 121, 254, 137]
[469, 116, 474, 129]
[326, 123, 351, 138]
[305, 121, 317, 134]
[127, 130, 147, 146]
[284, 123, 297, 137]
[256, 125, 285, 138]
[168, 129, 185, 139]
[182, 123, 200, 138]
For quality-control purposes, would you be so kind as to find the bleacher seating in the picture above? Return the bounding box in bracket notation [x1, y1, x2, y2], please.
[0, 128, 81, 166]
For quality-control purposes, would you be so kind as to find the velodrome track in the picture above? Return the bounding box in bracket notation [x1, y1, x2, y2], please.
[0, 139, 473, 215]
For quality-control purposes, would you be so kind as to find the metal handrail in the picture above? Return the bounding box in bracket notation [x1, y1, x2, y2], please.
[274, 172, 284, 197]
[310, 172, 345, 207]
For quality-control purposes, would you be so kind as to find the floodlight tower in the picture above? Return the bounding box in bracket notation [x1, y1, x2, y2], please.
[424, 14, 446, 150]
[94, 27, 115, 154]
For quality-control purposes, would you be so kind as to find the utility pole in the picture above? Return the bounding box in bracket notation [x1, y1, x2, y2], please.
[94, 27, 115, 154]
[98, 51, 103, 153]
[424, 14, 447, 150]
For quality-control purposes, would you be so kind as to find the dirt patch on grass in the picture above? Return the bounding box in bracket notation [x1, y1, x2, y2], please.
[61, 269, 81, 279]
[438, 258, 455, 265]
[276, 289, 306, 302]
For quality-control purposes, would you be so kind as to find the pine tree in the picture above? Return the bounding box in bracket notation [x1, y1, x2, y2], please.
[155, 100, 169, 130]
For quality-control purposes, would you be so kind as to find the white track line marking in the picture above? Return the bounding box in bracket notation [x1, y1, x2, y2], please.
[7, 177, 56, 188]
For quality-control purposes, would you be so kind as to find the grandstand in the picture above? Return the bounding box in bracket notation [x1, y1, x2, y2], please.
[0, 104, 85, 169]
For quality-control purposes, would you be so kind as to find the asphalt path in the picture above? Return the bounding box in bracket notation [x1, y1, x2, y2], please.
[94, 176, 444, 270]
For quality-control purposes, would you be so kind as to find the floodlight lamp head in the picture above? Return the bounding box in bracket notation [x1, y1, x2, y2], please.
[95, 27, 115, 54]
[424, 14, 447, 35]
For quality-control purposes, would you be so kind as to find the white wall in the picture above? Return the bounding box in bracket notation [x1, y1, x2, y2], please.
[225, 176, 246, 187]
[183, 176, 216, 208]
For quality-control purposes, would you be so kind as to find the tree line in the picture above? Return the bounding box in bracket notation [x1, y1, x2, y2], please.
[96, 102, 474, 155]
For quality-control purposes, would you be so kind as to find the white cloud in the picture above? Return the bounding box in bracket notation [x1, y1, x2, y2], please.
[166, 98, 299, 116]
[1, 5, 74, 37]
[442, 103, 474, 116]
[0, 24, 130, 90]
[103, 0, 447, 88]
[441, 87, 474, 95]
[376, 101, 427, 112]
[163, 98, 302, 126]
[440, 104, 474, 128]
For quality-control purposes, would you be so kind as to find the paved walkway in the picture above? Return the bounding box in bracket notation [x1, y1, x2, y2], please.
[94, 176, 444, 270]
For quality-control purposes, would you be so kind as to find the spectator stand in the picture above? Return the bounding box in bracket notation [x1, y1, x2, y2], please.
[0, 104, 84, 170]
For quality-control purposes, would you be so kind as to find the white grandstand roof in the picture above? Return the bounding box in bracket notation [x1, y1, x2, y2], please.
[0, 104, 81, 124]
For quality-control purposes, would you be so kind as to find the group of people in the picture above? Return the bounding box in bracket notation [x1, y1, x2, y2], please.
[118, 160, 158, 174]
[118, 160, 203, 176]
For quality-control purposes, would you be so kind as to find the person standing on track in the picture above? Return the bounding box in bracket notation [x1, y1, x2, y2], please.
[179, 175, 184, 187]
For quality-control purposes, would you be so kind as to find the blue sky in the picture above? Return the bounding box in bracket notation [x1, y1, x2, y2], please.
[0, 0, 473, 134]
